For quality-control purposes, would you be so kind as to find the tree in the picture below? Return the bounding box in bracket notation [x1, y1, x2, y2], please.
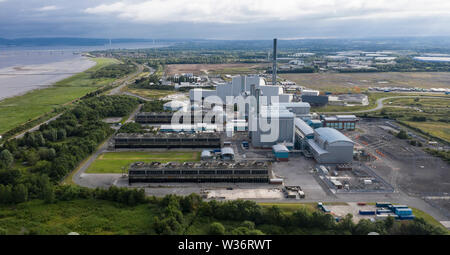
[57, 129, 67, 140]
[354, 219, 377, 235]
[24, 150, 40, 166]
[209, 222, 226, 235]
[0, 185, 13, 204]
[42, 183, 55, 204]
[0, 149, 14, 169]
[396, 130, 408, 139]
[12, 184, 28, 203]
[0, 169, 21, 186]
[241, 221, 255, 230]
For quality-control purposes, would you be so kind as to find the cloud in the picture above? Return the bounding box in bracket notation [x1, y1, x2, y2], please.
[84, 0, 450, 24]
[36, 5, 61, 12]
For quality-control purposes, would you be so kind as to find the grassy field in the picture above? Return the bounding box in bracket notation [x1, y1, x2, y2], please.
[281, 72, 450, 93]
[312, 93, 449, 113]
[165, 63, 267, 76]
[86, 151, 201, 174]
[355, 95, 449, 143]
[0, 58, 120, 135]
[403, 121, 450, 143]
[126, 88, 176, 99]
[0, 199, 157, 235]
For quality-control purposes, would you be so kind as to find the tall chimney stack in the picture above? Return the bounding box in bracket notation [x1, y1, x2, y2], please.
[272, 38, 277, 85]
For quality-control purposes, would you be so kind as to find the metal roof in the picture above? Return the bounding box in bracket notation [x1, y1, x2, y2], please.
[130, 160, 267, 170]
[294, 118, 314, 136]
[314, 128, 354, 144]
[306, 139, 329, 156]
[272, 144, 289, 152]
[275, 102, 311, 108]
[221, 147, 235, 155]
[336, 115, 358, 121]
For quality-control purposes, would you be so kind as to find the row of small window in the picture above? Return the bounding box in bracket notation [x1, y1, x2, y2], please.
[325, 122, 355, 129]
[129, 170, 268, 175]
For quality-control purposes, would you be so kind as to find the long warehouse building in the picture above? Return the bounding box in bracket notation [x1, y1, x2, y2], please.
[128, 161, 270, 183]
[114, 133, 223, 149]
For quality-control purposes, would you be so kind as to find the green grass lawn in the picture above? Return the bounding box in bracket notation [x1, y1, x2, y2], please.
[0, 199, 157, 235]
[0, 58, 119, 135]
[86, 151, 201, 174]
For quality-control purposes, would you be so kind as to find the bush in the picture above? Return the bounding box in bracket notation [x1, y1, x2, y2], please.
[209, 222, 226, 235]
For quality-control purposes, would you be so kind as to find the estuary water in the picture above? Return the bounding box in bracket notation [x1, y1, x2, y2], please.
[0, 43, 166, 101]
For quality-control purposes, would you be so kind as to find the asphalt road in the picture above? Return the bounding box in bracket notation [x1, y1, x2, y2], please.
[13, 113, 64, 139]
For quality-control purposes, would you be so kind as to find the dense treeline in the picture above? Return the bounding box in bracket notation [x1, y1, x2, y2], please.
[140, 100, 168, 112]
[91, 63, 136, 78]
[119, 122, 145, 134]
[0, 95, 140, 205]
[133, 74, 162, 88]
[149, 194, 446, 235]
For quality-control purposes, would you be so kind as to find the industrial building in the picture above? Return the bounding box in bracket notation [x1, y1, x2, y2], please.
[301, 95, 329, 106]
[272, 144, 289, 161]
[274, 102, 310, 116]
[159, 123, 218, 133]
[301, 89, 320, 96]
[189, 74, 292, 106]
[294, 118, 315, 150]
[114, 132, 223, 149]
[221, 147, 235, 161]
[328, 94, 369, 106]
[128, 161, 270, 183]
[307, 119, 323, 129]
[322, 115, 358, 130]
[135, 111, 221, 124]
[306, 127, 355, 164]
[250, 107, 295, 148]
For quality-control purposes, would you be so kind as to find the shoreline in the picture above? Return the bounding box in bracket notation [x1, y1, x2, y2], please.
[0, 56, 96, 101]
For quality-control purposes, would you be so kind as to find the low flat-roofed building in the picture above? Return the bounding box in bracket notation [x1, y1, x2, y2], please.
[273, 144, 289, 161]
[114, 132, 223, 149]
[301, 95, 329, 106]
[221, 147, 235, 161]
[307, 127, 354, 164]
[323, 115, 358, 130]
[128, 161, 270, 183]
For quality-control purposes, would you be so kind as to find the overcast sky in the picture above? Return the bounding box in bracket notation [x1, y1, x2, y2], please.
[1, 0, 450, 39]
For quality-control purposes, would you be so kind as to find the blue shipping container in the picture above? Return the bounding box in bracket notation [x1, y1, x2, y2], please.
[395, 208, 413, 216]
[359, 210, 376, 215]
[376, 209, 391, 214]
[391, 205, 409, 209]
[398, 215, 415, 220]
[376, 202, 392, 207]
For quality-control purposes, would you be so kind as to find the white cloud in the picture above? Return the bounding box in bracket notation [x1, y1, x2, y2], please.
[36, 5, 61, 12]
[84, 0, 450, 24]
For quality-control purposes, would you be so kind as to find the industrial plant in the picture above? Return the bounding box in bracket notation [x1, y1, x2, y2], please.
[114, 38, 362, 187]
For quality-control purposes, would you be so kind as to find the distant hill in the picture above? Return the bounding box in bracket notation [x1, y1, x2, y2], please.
[0, 38, 159, 47]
